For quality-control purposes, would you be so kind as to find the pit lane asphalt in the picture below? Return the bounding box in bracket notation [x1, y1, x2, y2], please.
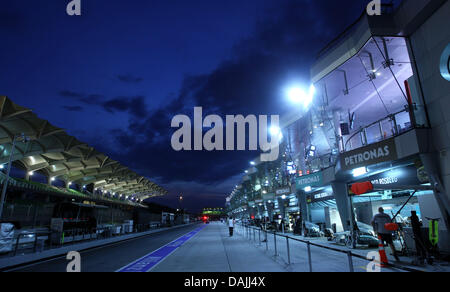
[5, 223, 202, 272]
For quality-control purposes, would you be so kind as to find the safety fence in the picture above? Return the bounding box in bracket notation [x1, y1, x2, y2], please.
[236, 223, 422, 272]
[0, 222, 175, 258]
[341, 107, 413, 153]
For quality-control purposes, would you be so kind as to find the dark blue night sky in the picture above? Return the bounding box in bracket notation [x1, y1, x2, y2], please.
[0, 0, 378, 212]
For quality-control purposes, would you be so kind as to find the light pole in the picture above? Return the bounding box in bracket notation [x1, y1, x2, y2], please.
[0, 133, 30, 220]
[179, 195, 183, 212]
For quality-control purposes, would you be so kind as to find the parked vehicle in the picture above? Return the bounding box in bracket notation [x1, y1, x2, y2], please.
[304, 221, 324, 237]
[324, 228, 335, 241]
[333, 221, 379, 247]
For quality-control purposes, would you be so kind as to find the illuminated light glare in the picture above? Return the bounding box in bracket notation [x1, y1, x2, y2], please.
[269, 126, 281, 136]
[0, 165, 4, 169]
[287, 84, 315, 108]
[304, 186, 312, 192]
[269, 125, 283, 142]
[287, 87, 306, 103]
[250, 161, 255, 166]
[51, 177, 55, 181]
[28, 171, 34, 176]
[352, 167, 368, 177]
[281, 195, 286, 200]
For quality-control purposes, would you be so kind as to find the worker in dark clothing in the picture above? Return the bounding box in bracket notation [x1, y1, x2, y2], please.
[294, 216, 302, 235]
[411, 211, 427, 264]
[371, 207, 400, 261]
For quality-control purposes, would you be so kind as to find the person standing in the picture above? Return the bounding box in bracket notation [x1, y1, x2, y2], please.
[371, 207, 400, 261]
[410, 211, 428, 264]
[228, 217, 235, 237]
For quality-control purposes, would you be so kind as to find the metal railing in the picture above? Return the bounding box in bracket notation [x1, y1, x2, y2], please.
[341, 107, 413, 153]
[236, 223, 422, 272]
[3, 222, 186, 258]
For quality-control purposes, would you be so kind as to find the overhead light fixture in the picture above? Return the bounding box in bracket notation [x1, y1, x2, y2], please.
[250, 161, 255, 166]
[269, 126, 280, 136]
[269, 126, 283, 141]
[28, 171, 34, 176]
[281, 195, 287, 200]
[287, 84, 315, 108]
[304, 186, 312, 192]
[352, 167, 368, 177]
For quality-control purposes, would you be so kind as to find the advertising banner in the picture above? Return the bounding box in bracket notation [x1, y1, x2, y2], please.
[275, 187, 291, 196]
[295, 172, 323, 190]
[348, 164, 429, 195]
[306, 190, 334, 203]
[340, 138, 397, 171]
[262, 193, 275, 201]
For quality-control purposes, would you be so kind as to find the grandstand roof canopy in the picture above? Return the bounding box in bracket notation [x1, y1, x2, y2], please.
[0, 96, 167, 201]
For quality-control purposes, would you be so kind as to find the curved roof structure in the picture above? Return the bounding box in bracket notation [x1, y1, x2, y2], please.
[0, 96, 167, 201]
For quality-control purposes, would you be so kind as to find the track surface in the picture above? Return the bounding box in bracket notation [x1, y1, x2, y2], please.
[7, 224, 201, 272]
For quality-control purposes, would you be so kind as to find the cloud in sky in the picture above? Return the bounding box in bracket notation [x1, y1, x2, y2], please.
[2, 0, 370, 212]
[117, 74, 144, 83]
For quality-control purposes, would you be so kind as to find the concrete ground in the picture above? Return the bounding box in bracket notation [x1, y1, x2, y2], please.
[235, 225, 450, 272]
[6, 221, 448, 272]
[152, 222, 395, 272]
[5, 224, 201, 272]
[152, 222, 285, 272]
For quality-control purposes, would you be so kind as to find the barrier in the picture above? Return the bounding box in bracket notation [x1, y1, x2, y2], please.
[236, 223, 423, 272]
